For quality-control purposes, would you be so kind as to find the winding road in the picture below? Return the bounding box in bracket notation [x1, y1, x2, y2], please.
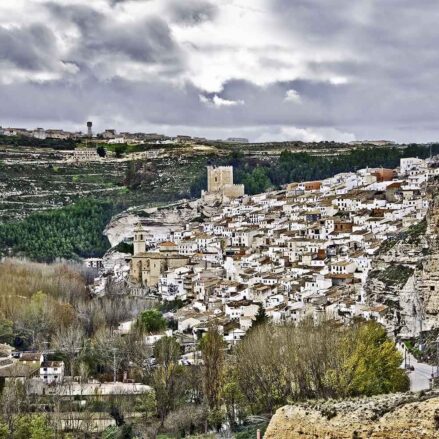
[399, 344, 436, 391]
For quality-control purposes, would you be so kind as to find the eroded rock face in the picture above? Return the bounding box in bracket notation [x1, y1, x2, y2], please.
[264, 392, 439, 439]
[365, 180, 439, 336]
[103, 200, 201, 247]
[417, 187, 439, 318]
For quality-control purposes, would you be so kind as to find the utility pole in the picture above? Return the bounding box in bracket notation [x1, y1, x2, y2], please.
[42, 341, 49, 362]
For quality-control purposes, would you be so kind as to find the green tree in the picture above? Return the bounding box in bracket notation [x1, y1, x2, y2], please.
[96, 145, 107, 157]
[0, 198, 118, 262]
[28, 415, 54, 439]
[114, 144, 127, 158]
[220, 364, 247, 431]
[136, 309, 167, 334]
[0, 422, 8, 439]
[135, 391, 157, 422]
[334, 321, 409, 396]
[199, 326, 225, 411]
[151, 336, 186, 424]
[252, 305, 268, 329]
[102, 425, 118, 439]
[13, 416, 31, 439]
[235, 320, 409, 414]
[0, 313, 13, 344]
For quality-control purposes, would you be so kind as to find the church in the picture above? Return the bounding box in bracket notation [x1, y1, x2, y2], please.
[130, 224, 189, 287]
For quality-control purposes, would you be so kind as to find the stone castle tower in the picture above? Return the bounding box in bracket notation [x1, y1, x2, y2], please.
[207, 166, 234, 193]
[204, 166, 244, 199]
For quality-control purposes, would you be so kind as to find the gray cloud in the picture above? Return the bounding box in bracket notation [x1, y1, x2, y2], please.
[0, 23, 58, 71]
[1, 0, 439, 142]
[46, 3, 182, 68]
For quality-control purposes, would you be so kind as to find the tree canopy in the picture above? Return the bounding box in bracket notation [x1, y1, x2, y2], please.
[235, 319, 409, 413]
[136, 310, 167, 334]
[0, 199, 118, 262]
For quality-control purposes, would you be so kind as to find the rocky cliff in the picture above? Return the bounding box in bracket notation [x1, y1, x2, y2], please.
[103, 198, 220, 247]
[365, 178, 439, 337]
[264, 392, 439, 438]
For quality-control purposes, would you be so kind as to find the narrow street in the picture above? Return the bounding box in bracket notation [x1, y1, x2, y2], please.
[399, 344, 436, 391]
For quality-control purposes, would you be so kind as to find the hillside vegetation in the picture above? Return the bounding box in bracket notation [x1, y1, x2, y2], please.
[0, 199, 118, 262]
[0, 258, 148, 350]
[0, 134, 76, 149]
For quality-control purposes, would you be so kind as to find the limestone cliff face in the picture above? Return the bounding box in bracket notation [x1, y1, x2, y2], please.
[103, 199, 221, 247]
[417, 183, 439, 318]
[264, 392, 439, 439]
[365, 179, 439, 336]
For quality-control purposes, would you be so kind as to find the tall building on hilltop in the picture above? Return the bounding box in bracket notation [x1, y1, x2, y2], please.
[87, 121, 93, 137]
[207, 166, 234, 192]
[204, 166, 245, 199]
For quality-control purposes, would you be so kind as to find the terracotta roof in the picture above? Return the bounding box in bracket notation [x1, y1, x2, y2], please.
[160, 241, 178, 247]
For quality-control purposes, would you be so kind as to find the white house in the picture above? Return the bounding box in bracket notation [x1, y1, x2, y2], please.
[40, 361, 65, 385]
[400, 157, 425, 176]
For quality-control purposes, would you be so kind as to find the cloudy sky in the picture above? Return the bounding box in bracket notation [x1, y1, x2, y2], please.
[0, 0, 438, 142]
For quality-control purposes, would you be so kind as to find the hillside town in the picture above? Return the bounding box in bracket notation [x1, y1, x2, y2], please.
[4, 0, 439, 436]
[110, 156, 437, 349]
[2, 155, 434, 395]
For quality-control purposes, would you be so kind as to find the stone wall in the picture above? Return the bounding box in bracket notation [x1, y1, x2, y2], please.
[223, 183, 245, 199]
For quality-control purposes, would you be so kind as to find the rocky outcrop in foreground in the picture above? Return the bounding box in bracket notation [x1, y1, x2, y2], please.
[264, 392, 439, 438]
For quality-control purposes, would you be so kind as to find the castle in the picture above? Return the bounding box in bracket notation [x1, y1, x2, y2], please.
[203, 166, 245, 200]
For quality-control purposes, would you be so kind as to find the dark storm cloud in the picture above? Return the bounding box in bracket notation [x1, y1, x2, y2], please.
[89, 18, 182, 65]
[271, 0, 439, 85]
[264, 0, 439, 132]
[0, 23, 58, 71]
[45, 3, 182, 68]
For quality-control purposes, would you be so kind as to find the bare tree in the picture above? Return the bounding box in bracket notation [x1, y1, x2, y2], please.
[52, 324, 85, 377]
[0, 380, 28, 434]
